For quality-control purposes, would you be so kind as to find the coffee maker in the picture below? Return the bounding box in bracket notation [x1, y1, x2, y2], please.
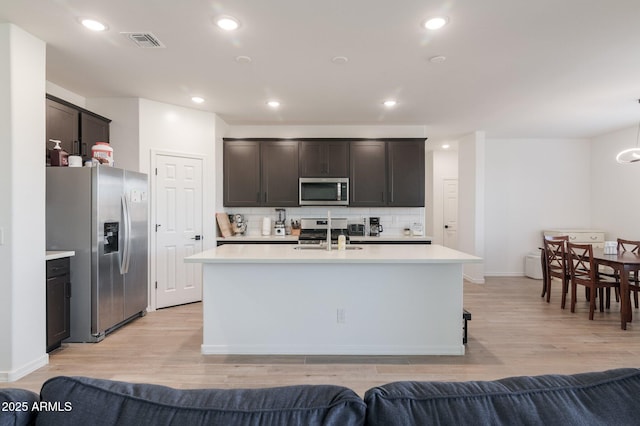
[369, 217, 383, 237]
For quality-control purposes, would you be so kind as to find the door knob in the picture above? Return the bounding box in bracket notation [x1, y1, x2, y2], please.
[444, 225, 449, 229]
[191, 235, 202, 241]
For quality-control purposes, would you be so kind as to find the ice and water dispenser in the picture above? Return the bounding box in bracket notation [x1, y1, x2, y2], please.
[104, 222, 119, 254]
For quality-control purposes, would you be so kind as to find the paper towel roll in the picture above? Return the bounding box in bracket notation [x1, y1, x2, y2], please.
[262, 217, 271, 236]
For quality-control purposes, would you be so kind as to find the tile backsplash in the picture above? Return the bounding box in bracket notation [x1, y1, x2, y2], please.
[219, 207, 425, 237]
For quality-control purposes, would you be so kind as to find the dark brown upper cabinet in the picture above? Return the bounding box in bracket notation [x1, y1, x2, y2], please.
[387, 140, 425, 207]
[223, 140, 261, 207]
[46, 99, 78, 162]
[349, 140, 387, 206]
[350, 139, 425, 207]
[46, 94, 110, 163]
[223, 140, 299, 207]
[81, 113, 110, 156]
[299, 140, 349, 177]
[261, 141, 299, 206]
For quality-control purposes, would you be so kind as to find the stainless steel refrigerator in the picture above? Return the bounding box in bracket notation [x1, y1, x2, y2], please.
[46, 166, 148, 342]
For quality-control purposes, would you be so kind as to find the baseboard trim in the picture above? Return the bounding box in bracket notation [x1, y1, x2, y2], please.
[0, 353, 48, 382]
[464, 274, 486, 284]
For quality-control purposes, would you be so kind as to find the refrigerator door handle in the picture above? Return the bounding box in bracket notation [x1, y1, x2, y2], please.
[120, 195, 132, 274]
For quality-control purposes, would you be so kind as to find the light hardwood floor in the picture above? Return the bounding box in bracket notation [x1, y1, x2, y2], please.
[3, 276, 640, 396]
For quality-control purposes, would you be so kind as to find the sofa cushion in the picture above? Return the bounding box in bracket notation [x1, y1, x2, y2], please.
[0, 388, 40, 426]
[364, 368, 640, 426]
[36, 376, 365, 426]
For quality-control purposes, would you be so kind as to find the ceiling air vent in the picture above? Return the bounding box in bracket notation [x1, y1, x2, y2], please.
[121, 32, 165, 48]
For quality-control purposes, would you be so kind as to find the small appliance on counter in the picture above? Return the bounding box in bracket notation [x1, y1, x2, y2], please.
[274, 208, 287, 236]
[348, 223, 365, 236]
[230, 213, 247, 235]
[369, 217, 383, 237]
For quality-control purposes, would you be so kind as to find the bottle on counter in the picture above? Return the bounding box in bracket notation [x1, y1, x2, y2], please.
[338, 233, 346, 250]
[49, 139, 69, 167]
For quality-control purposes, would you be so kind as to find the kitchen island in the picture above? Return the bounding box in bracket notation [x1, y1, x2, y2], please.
[185, 244, 481, 356]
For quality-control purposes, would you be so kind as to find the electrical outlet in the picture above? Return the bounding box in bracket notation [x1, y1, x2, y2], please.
[0, 227, 4, 245]
[336, 308, 346, 324]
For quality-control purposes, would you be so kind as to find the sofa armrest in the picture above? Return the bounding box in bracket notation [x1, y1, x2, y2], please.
[0, 388, 40, 426]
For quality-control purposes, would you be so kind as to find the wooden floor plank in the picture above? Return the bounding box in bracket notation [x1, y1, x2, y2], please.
[3, 276, 640, 396]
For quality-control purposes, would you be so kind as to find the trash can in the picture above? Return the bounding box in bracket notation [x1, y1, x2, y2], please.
[525, 250, 543, 279]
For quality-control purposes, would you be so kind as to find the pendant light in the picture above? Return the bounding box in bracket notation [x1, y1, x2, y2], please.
[615, 99, 640, 164]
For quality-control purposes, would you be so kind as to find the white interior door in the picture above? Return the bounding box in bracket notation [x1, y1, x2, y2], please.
[443, 178, 459, 249]
[155, 154, 203, 308]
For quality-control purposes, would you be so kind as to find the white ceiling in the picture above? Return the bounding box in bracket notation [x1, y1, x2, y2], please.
[2, 0, 640, 142]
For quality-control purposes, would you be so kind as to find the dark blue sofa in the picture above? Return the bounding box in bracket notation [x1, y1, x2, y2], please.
[2, 368, 639, 425]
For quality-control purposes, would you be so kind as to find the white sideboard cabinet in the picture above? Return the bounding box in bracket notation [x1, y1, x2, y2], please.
[543, 229, 605, 248]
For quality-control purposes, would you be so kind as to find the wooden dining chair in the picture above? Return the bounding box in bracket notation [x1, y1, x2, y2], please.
[568, 242, 619, 320]
[543, 237, 569, 307]
[617, 238, 640, 309]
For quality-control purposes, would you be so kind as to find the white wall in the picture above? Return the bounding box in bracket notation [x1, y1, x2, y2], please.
[87, 98, 140, 172]
[138, 98, 217, 245]
[0, 24, 48, 381]
[483, 138, 591, 276]
[46, 81, 87, 108]
[591, 126, 640, 240]
[458, 132, 485, 283]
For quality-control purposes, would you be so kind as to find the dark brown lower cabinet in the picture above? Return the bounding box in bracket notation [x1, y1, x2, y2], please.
[46, 257, 71, 352]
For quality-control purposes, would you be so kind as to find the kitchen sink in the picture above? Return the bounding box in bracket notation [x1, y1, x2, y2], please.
[293, 245, 363, 250]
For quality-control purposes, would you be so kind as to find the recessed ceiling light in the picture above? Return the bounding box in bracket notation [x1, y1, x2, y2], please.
[423, 17, 448, 30]
[267, 100, 280, 108]
[80, 18, 108, 32]
[191, 96, 205, 104]
[383, 100, 397, 108]
[331, 56, 349, 64]
[442, 144, 450, 149]
[216, 16, 240, 31]
[235, 55, 252, 63]
[429, 55, 447, 63]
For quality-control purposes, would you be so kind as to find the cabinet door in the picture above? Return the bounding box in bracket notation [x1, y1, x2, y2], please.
[299, 142, 324, 177]
[81, 113, 110, 158]
[46, 99, 79, 159]
[387, 141, 425, 207]
[299, 141, 348, 177]
[349, 141, 387, 206]
[46, 274, 71, 351]
[262, 141, 299, 206]
[224, 141, 261, 206]
[325, 142, 349, 177]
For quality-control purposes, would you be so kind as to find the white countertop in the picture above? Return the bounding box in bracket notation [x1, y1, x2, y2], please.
[219, 235, 299, 242]
[217, 234, 432, 243]
[45, 250, 75, 260]
[348, 235, 431, 242]
[185, 244, 481, 264]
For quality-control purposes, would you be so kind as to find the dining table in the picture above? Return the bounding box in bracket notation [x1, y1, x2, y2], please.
[593, 248, 640, 330]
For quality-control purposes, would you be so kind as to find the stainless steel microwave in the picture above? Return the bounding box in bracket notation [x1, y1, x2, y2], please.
[299, 177, 349, 206]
